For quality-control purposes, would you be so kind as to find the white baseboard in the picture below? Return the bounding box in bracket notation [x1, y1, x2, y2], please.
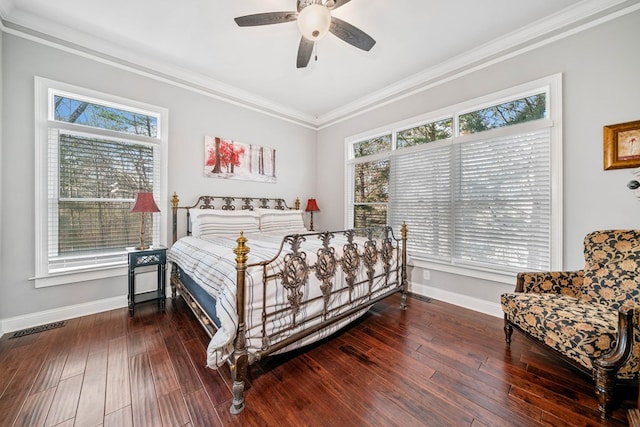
[1, 295, 129, 336]
[408, 281, 503, 318]
[1, 284, 500, 337]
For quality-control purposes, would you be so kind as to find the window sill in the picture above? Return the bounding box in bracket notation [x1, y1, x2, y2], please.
[408, 255, 517, 285]
[32, 265, 128, 288]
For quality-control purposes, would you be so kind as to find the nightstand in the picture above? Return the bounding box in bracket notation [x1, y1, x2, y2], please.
[127, 246, 167, 316]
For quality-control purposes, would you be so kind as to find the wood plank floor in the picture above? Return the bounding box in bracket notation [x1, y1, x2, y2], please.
[0, 293, 636, 426]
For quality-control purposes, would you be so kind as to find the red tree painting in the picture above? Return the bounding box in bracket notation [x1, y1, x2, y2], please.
[204, 136, 276, 183]
[206, 137, 245, 173]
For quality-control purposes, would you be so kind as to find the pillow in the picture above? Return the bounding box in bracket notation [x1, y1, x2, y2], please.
[190, 209, 260, 238]
[256, 208, 307, 233]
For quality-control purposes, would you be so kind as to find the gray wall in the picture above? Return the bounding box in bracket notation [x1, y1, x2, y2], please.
[0, 33, 317, 322]
[316, 10, 640, 315]
[2, 10, 639, 325]
[0, 30, 3, 321]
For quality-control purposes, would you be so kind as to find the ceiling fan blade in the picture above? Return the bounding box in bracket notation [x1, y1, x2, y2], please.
[329, 17, 376, 51]
[296, 37, 314, 68]
[328, 0, 352, 10]
[234, 12, 298, 27]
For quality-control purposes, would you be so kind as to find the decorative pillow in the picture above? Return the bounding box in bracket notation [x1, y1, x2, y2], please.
[190, 209, 260, 238]
[256, 208, 307, 233]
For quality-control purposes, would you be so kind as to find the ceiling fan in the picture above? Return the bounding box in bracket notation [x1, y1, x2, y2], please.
[234, 0, 376, 69]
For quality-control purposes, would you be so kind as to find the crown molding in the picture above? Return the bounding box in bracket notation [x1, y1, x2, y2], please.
[0, 15, 321, 129]
[316, 0, 640, 129]
[1, 0, 639, 130]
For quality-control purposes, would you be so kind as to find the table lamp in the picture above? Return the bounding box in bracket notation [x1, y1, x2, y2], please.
[305, 198, 320, 231]
[131, 192, 160, 250]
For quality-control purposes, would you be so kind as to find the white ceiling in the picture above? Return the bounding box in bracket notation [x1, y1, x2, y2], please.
[0, 0, 638, 127]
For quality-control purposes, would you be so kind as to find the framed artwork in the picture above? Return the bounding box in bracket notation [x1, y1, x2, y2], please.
[603, 120, 640, 170]
[204, 136, 276, 183]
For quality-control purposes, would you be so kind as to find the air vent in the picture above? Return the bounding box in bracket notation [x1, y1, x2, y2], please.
[10, 321, 65, 338]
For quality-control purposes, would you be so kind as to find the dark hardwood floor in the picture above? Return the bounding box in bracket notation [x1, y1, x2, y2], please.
[0, 293, 635, 426]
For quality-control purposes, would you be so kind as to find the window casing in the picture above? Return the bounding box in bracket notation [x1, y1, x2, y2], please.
[346, 75, 562, 278]
[35, 77, 168, 287]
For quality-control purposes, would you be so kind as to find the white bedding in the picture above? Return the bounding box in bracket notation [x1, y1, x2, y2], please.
[168, 231, 400, 368]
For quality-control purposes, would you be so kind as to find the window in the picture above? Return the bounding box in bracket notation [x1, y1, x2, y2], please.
[346, 134, 391, 228]
[396, 118, 452, 149]
[35, 77, 168, 287]
[346, 75, 562, 277]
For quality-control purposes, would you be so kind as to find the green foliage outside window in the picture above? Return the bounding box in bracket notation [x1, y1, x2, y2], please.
[54, 95, 158, 137]
[352, 134, 390, 228]
[397, 118, 453, 148]
[459, 93, 546, 135]
[353, 134, 391, 158]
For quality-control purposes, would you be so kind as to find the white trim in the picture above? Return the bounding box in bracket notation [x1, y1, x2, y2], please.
[0, 30, 3, 279]
[31, 266, 127, 288]
[0, 294, 129, 335]
[548, 74, 564, 271]
[409, 258, 516, 285]
[34, 76, 169, 287]
[2, 1, 638, 129]
[1, 20, 318, 130]
[408, 281, 503, 319]
[346, 74, 558, 144]
[346, 74, 563, 275]
[317, 0, 640, 129]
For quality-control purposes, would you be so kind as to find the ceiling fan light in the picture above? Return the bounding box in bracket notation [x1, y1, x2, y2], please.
[297, 4, 331, 41]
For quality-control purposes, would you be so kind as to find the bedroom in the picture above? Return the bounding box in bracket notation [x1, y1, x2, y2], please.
[1, 0, 640, 424]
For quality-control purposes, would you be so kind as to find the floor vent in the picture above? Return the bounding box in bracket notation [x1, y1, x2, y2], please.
[10, 321, 66, 338]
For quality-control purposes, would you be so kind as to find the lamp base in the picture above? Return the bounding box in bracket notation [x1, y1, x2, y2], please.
[135, 244, 151, 251]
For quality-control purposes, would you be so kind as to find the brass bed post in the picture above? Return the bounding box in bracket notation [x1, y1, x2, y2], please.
[170, 192, 180, 299]
[171, 192, 179, 244]
[400, 222, 408, 310]
[230, 232, 250, 414]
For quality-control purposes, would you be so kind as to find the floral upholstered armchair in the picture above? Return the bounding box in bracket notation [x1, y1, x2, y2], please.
[501, 230, 640, 418]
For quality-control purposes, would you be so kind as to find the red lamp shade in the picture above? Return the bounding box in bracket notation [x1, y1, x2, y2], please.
[305, 198, 320, 212]
[130, 192, 160, 250]
[131, 192, 160, 213]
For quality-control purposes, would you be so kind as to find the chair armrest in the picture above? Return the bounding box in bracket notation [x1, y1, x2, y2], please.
[515, 270, 584, 297]
[594, 304, 636, 372]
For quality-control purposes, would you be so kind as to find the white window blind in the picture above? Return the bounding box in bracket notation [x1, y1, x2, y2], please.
[389, 142, 453, 262]
[454, 127, 551, 271]
[349, 75, 561, 277]
[389, 126, 551, 272]
[47, 130, 160, 273]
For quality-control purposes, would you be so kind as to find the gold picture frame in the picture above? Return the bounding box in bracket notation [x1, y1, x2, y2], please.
[604, 120, 640, 170]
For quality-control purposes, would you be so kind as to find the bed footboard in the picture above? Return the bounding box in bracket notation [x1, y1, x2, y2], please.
[228, 224, 408, 414]
[169, 192, 408, 414]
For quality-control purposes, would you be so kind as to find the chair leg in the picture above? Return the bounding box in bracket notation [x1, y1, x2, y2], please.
[593, 365, 616, 418]
[592, 305, 635, 418]
[504, 319, 513, 344]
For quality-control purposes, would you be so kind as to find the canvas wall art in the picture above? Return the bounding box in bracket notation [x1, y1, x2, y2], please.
[204, 136, 276, 183]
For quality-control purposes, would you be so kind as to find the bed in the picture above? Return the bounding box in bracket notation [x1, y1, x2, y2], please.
[168, 192, 408, 414]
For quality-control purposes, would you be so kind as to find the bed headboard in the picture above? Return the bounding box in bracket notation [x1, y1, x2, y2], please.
[170, 192, 300, 243]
